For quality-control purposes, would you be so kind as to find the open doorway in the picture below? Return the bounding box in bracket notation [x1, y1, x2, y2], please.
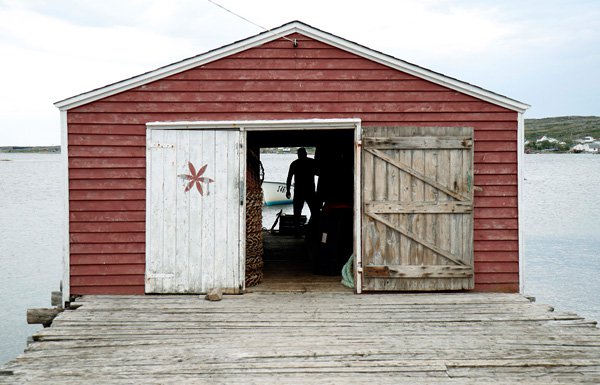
[246, 129, 355, 292]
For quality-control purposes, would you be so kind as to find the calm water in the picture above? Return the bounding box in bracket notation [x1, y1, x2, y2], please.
[522, 154, 600, 322]
[0, 154, 63, 365]
[1, 153, 599, 365]
[261, 153, 301, 227]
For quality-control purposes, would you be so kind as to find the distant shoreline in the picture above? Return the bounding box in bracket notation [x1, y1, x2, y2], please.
[0, 144, 597, 155]
[0, 146, 60, 154]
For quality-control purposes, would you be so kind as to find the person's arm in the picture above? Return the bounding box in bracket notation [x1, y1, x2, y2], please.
[286, 163, 294, 199]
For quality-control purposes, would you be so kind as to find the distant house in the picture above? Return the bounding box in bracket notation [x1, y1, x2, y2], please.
[571, 143, 600, 153]
[536, 136, 558, 144]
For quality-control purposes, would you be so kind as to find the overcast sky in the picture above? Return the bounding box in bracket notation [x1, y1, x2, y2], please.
[0, 0, 598, 145]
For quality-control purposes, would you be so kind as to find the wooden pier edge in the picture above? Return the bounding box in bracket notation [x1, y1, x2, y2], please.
[3, 292, 600, 384]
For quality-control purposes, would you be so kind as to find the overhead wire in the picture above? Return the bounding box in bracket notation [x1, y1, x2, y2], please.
[207, 0, 298, 46]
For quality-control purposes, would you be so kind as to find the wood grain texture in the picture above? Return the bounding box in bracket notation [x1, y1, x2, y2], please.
[66, 34, 519, 294]
[145, 129, 242, 294]
[362, 127, 474, 291]
[3, 293, 600, 384]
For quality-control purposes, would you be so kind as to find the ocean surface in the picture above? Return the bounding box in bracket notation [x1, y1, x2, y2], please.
[1, 153, 599, 365]
[0, 154, 63, 365]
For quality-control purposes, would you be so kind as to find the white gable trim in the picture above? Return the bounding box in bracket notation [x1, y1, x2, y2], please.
[55, 21, 529, 112]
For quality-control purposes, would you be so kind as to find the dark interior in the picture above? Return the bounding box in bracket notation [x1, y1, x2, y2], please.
[247, 129, 355, 287]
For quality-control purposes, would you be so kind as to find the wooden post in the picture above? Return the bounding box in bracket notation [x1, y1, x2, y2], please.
[27, 308, 63, 327]
[51, 291, 63, 307]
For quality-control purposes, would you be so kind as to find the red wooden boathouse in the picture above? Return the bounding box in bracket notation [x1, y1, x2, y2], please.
[55, 21, 528, 299]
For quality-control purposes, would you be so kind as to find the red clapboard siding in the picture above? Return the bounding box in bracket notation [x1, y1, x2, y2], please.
[474, 241, 519, 251]
[230, 46, 368, 59]
[70, 243, 145, 254]
[70, 211, 145, 222]
[195, 59, 395, 70]
[70, 232, 146, 243]
[474, 152, 517, 163]
[68, 134, 145, 146]
[69, 124, 146, 135]
[474, 185, 517, 197]
[69, 190, 145, 201]
[70, 222, 145, 233]
[69, 146, 145, 158]
[474, 230, 518, 241]
[363, 122, 517, 129]
[475, 273, 519, 284]
[474, 219, 518, 230]
[70, 179, 146, 190]
[71, 253, 145, 265]
[67, 33, 520, 294]
[475, 130, 516, 141]
[475, 197, 518, 208]
[105, 91, 481, 104]
[475, 251, 519, 262]
[475, 262, 519, 273]
[169, 68, 414, 79]
[71, 285, 144, 295]
[475, 208, 518, 219]
[75, 101, 508, 114]
[136, 80, 452, 93]
[70, 275, 144, 286]
[474, 283, 519, 293]
[71, 264, 145, 276]
[232, 47, 368, 58]
[475, 141, 517, 152]
[67, 111, 517, 124]
[69, 168, 145, 179]
[474, 164, 517, 175]
[69, 157, 145, 168]
[475, 175, 517, 185]
[69, 200, 145, 212]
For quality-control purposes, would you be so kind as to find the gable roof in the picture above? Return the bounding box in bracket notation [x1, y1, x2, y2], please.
[55, 20, 529, 112]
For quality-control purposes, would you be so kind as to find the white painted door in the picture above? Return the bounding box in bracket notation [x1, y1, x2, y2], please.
[146, 129, 244, 294]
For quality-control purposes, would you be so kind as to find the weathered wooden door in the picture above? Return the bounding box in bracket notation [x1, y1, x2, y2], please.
[361, 127, 474, 291]
[146, 128, 243, 294]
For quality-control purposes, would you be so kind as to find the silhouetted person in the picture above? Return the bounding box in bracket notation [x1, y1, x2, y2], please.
[286, 148, 320, 231]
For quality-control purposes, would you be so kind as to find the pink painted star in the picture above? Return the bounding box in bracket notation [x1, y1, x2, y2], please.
[183, 162, 214, 195]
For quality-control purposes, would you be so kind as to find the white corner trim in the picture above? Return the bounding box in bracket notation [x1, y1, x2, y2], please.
[60, 110, 70, 304]
[144, 127, 152, 294]
[54, 21, 529, 113]
[517, 112, 525, 294]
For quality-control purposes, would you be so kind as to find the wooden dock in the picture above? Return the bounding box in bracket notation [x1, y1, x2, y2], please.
[2, 293, 600, 384]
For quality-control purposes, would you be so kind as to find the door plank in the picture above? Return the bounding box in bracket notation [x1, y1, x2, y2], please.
[188, 130, 205, 292]
[364, 265, 473, 278]
[175, 130, 190, 292]
[364, 136, 473, 150]
[365, 148, 468, 202]
[365, 201, 472, 214]
[365, 212, 468, 267]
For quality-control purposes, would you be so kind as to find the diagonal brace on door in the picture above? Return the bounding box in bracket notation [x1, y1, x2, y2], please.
[365, 148, 469, 202]
[365, 212, 468, 267]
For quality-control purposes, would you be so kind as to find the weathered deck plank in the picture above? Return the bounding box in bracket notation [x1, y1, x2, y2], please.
[2, 293, 600, 384]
